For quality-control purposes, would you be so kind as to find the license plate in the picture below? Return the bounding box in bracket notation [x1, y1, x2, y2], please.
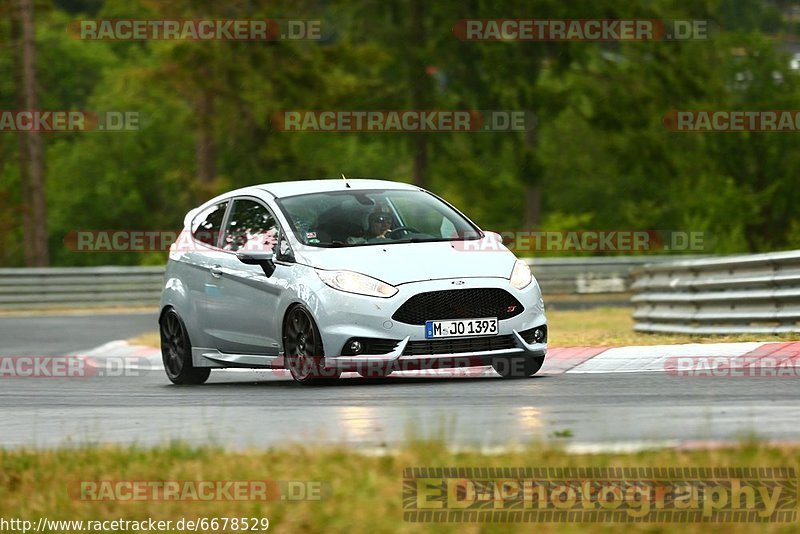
[425, 318, 498, 339]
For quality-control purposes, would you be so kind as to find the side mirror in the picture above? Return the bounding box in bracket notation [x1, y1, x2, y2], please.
[484, 231, 513, 247]
[236, 251, 276, 277]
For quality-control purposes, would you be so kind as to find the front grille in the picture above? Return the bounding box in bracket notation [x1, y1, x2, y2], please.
[392, 288, 524, 325]
[402, 335, 517, 356]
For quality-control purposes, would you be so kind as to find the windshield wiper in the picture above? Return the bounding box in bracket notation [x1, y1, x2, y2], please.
[396, 237, 448, 244]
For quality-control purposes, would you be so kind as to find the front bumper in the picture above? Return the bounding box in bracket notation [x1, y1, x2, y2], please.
[309, 276, 547, 372]
[324, 328, 546, 372]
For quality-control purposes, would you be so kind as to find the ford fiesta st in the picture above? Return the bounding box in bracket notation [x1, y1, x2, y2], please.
[159, 179, 547, 384]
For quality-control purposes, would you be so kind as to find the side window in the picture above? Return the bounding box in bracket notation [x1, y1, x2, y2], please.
[222, 199, 281, 253]
[191, 201, 228, 247]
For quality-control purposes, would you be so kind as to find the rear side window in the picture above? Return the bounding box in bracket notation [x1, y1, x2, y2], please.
[222, 199, 280, 252]
[191, 201, 228, 247]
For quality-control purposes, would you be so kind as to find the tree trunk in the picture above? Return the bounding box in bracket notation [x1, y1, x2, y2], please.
[524, 185, 541, 228]
[195, 90, 217, 183]
[523, 121, 541, 228]
[10, 11, 35, 266]
[16, 0, 49, 266]
[409, 0, 428, 188]
[411, 135, 428, 188]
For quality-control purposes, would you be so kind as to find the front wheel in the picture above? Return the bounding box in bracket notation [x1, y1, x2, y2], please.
[284, 306, 340, 385]
[491, 355, 545, 378]
[160, 309, 211, 385]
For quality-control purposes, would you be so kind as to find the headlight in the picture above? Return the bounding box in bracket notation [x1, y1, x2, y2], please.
[317, 270, 398, 298]
[510, 260, 533, 290]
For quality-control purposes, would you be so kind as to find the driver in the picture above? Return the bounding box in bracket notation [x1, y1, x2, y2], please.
[366, 211, 393, 239]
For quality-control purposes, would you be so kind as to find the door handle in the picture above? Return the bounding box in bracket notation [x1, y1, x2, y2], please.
[210, 265, 223, 278]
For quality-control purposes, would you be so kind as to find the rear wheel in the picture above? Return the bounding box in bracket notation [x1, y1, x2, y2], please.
[284, 306, 340, 385]
[491, 355, 545, 378]
[160, 309, 211, 385]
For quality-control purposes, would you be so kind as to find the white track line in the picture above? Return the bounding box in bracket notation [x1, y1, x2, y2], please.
[566, 342, 766, 374]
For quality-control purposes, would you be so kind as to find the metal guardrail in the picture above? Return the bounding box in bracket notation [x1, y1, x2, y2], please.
[524, 256, 699, 295]
[0, 266, 165, 309]
[0, 256, 693, 310]
[631, 250, 800, 334]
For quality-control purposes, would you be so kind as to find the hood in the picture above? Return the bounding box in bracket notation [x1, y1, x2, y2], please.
[295, 238, 517, 286]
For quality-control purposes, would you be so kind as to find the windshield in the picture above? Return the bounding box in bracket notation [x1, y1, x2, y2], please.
[276, 189, 481, 247]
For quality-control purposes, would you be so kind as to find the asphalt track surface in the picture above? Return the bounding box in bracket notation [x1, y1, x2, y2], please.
[1, 312, 798, 450]
[0, 312, 156, 356]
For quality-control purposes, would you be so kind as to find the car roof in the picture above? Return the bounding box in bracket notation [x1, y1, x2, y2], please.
[255, 178, 421, 199]
[184, 179, 423, 227]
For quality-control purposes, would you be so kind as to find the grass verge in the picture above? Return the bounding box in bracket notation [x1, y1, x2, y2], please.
[130, 330, 159, 347]
[546, 307, 798, 347]
[0, 442, 797, 532]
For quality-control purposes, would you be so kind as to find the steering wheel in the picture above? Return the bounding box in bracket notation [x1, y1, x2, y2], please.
[386, 226, 421, 239]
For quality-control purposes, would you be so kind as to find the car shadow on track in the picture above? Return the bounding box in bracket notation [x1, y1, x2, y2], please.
[186, 372, 553, 388]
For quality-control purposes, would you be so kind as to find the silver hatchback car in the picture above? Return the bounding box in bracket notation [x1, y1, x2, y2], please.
[159, 179, 547, 384]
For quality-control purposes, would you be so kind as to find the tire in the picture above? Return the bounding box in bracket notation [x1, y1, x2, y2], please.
[160, 308, 211, 385]
[284, 306, 341, 385]
[491, 355, 545, 378]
